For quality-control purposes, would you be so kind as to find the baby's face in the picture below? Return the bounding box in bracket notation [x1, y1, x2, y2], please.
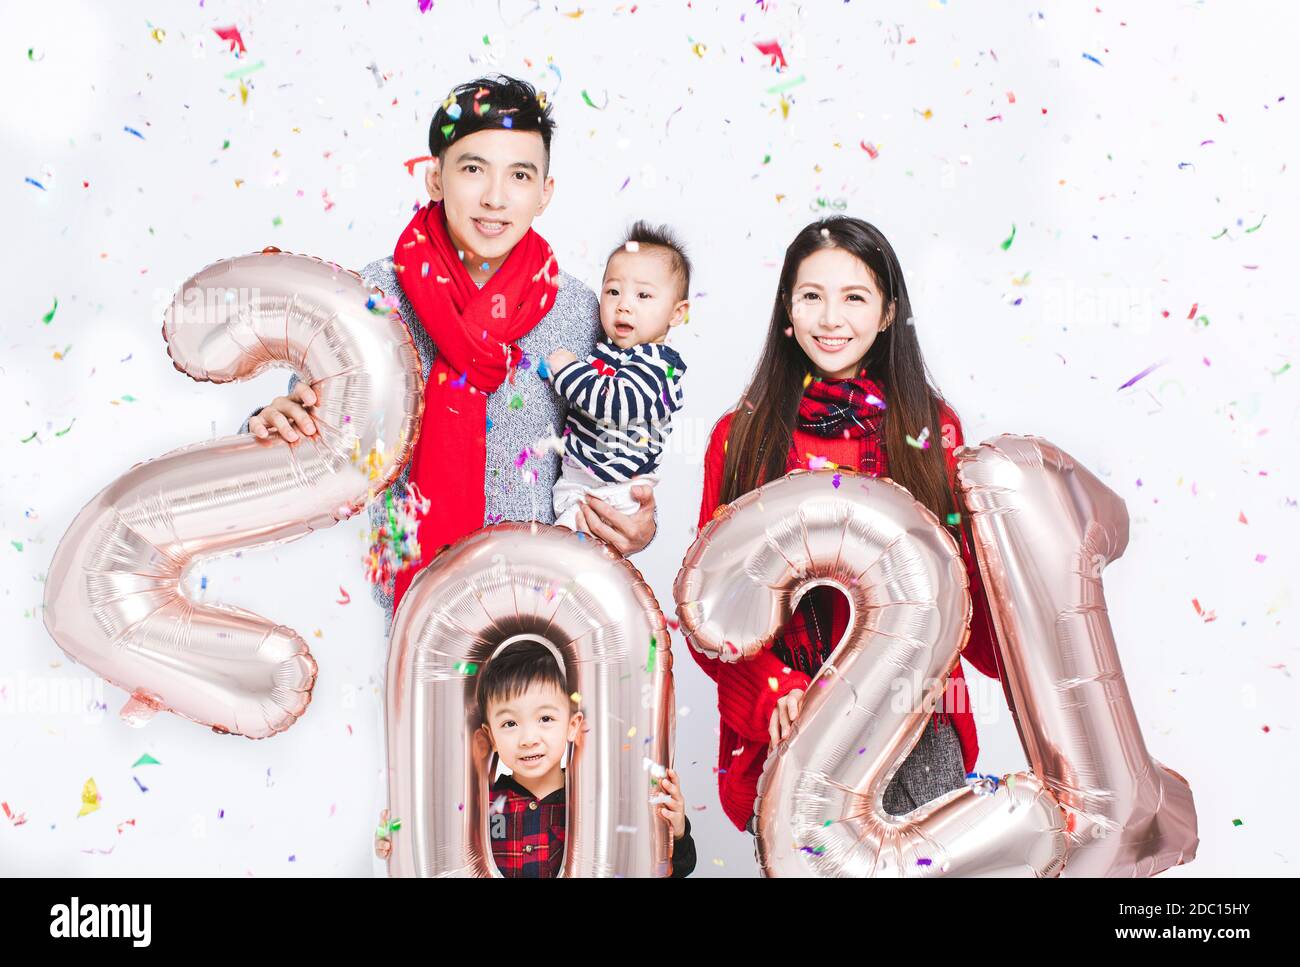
[485, 683, 581, 782]
[599, 247, 687, 351]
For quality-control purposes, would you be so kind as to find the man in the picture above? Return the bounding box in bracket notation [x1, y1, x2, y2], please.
[243, 74, 657, 633]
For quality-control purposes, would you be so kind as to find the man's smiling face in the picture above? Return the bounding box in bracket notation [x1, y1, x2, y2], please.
[425, 128, 555, 279]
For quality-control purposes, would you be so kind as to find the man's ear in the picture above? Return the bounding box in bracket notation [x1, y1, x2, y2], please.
[535, 173, 556, 218]
[425, 159, 443, 202]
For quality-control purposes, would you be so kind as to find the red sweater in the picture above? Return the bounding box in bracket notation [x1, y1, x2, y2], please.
[692, 401, 1004, 831]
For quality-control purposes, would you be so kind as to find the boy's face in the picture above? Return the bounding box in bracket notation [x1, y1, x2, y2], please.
[600, 248, 689, 351]
[425, 128, 555, 269]
[483, 682, 581, 783]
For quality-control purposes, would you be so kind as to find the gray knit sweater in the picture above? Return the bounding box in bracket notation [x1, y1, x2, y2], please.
[241, 255, 623, 635]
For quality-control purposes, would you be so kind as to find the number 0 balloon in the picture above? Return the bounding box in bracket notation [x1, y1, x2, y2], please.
[383, 523, 676, 877]
[43, 250, 423, 738]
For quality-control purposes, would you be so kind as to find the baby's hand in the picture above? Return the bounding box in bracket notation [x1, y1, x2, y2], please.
[658, 767, 687, 840]
[547, 348, 579, 374]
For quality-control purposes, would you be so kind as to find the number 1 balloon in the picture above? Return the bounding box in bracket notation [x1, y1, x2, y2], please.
[956, 434, 1197, 877]
[43, 249, 423, 738]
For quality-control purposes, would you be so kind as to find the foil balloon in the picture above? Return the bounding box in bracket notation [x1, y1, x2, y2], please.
[956, 434, 1198, 876]
[383, 523, 675, 878]
[674, 469, 1068, 877]
[43, 249, 424, 738]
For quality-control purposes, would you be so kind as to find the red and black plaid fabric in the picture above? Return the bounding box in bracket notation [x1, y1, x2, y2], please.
[774, 375, 888, 677]
[792, 373, 887, 474]
[489, 773, 566, 878]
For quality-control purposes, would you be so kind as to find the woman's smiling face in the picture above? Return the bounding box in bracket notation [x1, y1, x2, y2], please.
[789, 247, 894, 381]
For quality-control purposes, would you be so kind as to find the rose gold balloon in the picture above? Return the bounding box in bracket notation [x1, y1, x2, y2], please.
[956, 435, 1198, 876]
[674, 469, 1068, 877]
[43, 250, 423, 738]
[383, 523, 674, 877]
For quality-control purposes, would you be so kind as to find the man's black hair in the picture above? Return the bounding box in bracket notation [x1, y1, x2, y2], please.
[477, 639, 568, 723]
[608, 220, 692, 303]
[428, 74, 557, 174]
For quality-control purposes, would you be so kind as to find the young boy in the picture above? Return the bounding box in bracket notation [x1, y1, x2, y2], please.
[479, 640, 696, 877]
[546, 222, 690, 533]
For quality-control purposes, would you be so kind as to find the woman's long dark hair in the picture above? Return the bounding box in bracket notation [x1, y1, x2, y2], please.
[719, 217, 960, 536]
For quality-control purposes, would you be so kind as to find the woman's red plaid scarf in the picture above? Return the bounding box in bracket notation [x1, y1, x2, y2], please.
[773, 375, 887, 677]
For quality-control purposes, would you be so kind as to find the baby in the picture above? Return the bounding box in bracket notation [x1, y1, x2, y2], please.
[546, 221, 689, 532]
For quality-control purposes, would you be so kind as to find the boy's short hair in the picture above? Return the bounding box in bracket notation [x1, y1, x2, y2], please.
[607, 220, 692, 303]
[428, 74, 557, 174]
[477, 640, 568, 723]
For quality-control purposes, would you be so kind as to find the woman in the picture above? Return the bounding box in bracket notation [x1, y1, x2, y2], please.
[693, 217, 1003, 833]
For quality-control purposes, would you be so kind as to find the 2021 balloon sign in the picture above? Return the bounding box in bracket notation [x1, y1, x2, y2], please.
[43, 250, 424, 738]
[674, 439, 1197, 877]
[41, 247, 1194, 877]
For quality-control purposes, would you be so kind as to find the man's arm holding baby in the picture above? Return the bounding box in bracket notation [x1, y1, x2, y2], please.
[546, 347, 657, 556]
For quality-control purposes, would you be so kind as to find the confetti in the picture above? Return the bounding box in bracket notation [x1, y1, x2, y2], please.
[646, 634, 657, 673]
[754, 39, 788, 68]
[123, 126, 145, 140]
[1117, 358, 1169, 391]
[24, 176, 46, 191]
[766, 74, 806, 94]
[336, 586, 351, 605]
[132, 753, 160, 767]
[403, 155, 435, 176]
[1081, 52, 1104, 67]
[224, 61, 266, 80]
[77, 778, 101, 818]
[363, 483, 430, 592]
[1000, 223, 1016, 251]
[214, 25, 247, 55]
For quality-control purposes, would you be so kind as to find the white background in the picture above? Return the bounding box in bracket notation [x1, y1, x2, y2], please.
[2, 0, 1296, 877]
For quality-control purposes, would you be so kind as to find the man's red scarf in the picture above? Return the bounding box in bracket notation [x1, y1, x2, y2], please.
[390, 202, 559, 615]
